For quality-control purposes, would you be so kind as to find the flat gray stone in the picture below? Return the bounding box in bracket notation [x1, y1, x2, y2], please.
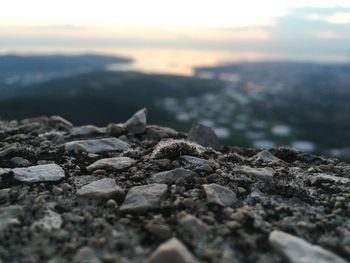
[86, 157, 136, 171]
[65, 138, 129, 153]
[188, 123, 222, 150]
[124, 108, 147, 134]
[203, 183, 237, 207]
[120, 184, 167, 213]
[0, 164, 65, 183]
[269, 230, 347, 263]
[234, 165, 275, 182]
[149, 168, 197, 184]
[71, 125, 106, 136]
[147, 237, 198, 263]
[76, 178, 124, 199]
[309, 173, 350, 185]
[180, 155, 212, 166]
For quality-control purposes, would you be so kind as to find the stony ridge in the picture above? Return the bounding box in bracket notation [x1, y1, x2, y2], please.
[0, 109, 349, 263]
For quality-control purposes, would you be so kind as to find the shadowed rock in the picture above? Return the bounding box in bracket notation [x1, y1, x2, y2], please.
[203, 183, 237, 207]
[147, 238, 198, 263]
[149, 168, 197, 184]
[124, 108, 147, 134]
[188, 123, 222, 150]
[120, 184, 167, 213]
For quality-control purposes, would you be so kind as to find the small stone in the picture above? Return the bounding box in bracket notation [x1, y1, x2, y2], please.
[144, 125, 178, 140]
[0, 205, 23, 231]
[76, 178, 124, 199]
[106, 199, 118, 208]
[0, 143, 22, 158]
[269, 230, 347, 263]
[86, 157, 136, 171]
[71, 125, 106, 136]
[52, 186, 63, 195]
[0, 188, 10, 204]
[195, 164, 213, 173]
[180, 155, 212, 166]
[188, 123, 222, 150]
[49, 115, 73, 130]
[120, 184, 167, 213]
[10, 157, 30, 167]
[106, 123, 127, 136]
[65, 138, 129, 153]
[178, 214, 208, 242]
[73, 246, 101, 263]
[0, 164, 65, 184]
[233, 165, 275, 182]
[149, 168, 197, 185]
[31, 209, 62, 231]
[147, 238, 198, 263]
[309, 173, 350, 185]
[124, 108, 147, 134]
[152, 159, 172, 169]
[250, 150, 284, 163]
[203, 183, 237, 207]
[145, 223, 172, 240]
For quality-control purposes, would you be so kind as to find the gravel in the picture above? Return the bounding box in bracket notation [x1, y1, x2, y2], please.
[0, 109, 349, 263]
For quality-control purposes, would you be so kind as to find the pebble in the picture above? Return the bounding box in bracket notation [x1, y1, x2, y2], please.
[149, 168, 197, 185]
[147, 238, 198, 263]
[269, 230, 347, 263]
[180, 155, 212, 166]
[144, 125, 178, 140]
[0, 164, 65, 183]
[86, 157, 136, 171]
[120, 184, 167, 213]
[0, 143, 22, 157]
[178, 214, 208, 242]
[188, 123, 222, 150]
[73, 246, 101, 263]
[10, 156, 30, 167]
[309, 173, 350, 185]
[31, 209, 62, 231]
[124, 108, 147, 134]
[70, 125, 106, 136]
[65, 138, 130, 153]
[203, 183, 237, 207]
[145, 223, 172, 240]
[233, 165, 275, 182]
[0, 205, 23, 231]
[250, 150, 284, 163]
[76, 178, 124, 199]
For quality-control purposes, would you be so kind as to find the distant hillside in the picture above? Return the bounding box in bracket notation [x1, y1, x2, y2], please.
[0, 54, 132, 92]
[0, 71, 221, 127]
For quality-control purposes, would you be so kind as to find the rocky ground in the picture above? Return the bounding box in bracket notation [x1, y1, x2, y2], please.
[0, 108, 349, 263]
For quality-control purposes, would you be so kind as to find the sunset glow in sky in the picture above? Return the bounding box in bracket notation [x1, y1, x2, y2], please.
[1, 0, 350, 74]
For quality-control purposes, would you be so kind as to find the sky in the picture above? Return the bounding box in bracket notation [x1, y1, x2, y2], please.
[1, 0, 350, 73]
